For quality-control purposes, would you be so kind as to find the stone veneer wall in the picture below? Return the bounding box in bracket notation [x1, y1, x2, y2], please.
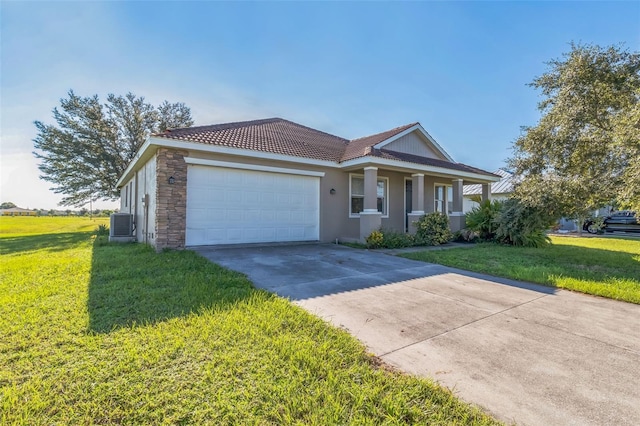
[155, 148, 188, 250]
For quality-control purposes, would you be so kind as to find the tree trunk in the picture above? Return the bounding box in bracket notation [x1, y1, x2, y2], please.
[577, 215, 585, 236]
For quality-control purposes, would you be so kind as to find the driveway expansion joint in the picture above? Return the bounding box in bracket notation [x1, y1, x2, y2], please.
[377, 292, 551, 358]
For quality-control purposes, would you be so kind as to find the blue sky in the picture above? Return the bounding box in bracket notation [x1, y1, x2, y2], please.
[1, 1, 639, 209]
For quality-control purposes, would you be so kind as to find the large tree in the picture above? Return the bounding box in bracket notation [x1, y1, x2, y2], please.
[510, 43, 640, 226]
[33, 91, 193, 206]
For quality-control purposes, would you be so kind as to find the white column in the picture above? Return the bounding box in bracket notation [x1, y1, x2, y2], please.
[452, 179, 463, 213]
[449, 178, 465, 232]
[411, 173, 425, 214]
[408, 173, 425, 234]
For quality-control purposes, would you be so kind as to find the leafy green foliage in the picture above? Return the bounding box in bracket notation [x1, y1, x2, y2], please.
[401, 236, 640, 304]
[366, 229, 414, 249]
[95, 224, 109, 236]
[33, 91, 193, 206]
[452, 228, 478, 243]
[365, 230, 384, 248]
[0, 217, 497, 424]
[380, 228, 415, 248]
[0, 201, 16, 209]
[465, 199, 503, 241]
[494, 199, 554, 247]
[415, 212, 453, 246]
[510, 43, 640, 220]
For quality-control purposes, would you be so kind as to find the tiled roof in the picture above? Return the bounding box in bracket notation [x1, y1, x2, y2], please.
[464, 169, 515, 194]
[157, 118, 349, 162]
[155, 118, 496, 177]
[340, 123, 418, 162]
[375, 150, 499, 177]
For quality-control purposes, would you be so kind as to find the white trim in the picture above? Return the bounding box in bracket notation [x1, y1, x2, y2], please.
[372, 124, 454, 162]
[404, 176, 410, 232]
[449, 212, 465, 216]
[411, 173, 424, 177]
[184, 157, 325, 177]
[451, 178, 463, 183]
[116, 138, 153, 187]
[434, 182, 452, 214]
[348, 173, 389, 219]
[363, 166, 378, 171]
[361, 209, 381, 214]
[340, 156, 500, 182]
[116, 131, 498, 189]
[116, 136, 339, 188]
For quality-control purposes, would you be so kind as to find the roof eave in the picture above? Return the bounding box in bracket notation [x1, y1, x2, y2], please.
[339, 156, 500, 182]
[115, 136, 343, 188]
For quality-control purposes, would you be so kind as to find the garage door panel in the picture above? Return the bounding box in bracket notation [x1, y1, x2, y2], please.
[186, 165, 320, 245]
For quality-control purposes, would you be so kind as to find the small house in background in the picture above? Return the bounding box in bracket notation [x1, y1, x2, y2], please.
[463, 169, 515, 213]
[0, 207, 37, 216]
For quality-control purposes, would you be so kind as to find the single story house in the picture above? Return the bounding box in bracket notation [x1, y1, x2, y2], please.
[462, 168, 515, 212]
[0, 207, 37, 216]
[116, 118, 499, 249]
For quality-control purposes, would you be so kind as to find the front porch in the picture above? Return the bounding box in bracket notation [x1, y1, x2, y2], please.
[349, 166, 494, 242]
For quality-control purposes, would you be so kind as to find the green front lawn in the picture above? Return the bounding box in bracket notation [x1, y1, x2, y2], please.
[0, 217, 497, 424]
[401, 236, 640, 304]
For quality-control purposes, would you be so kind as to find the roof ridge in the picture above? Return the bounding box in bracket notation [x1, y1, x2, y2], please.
[274, 118, 350, 144]
[158, 117, 282, 135]
[349, 122, 418, 142]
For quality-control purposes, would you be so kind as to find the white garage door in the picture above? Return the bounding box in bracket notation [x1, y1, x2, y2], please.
[186, 165, 320, 246]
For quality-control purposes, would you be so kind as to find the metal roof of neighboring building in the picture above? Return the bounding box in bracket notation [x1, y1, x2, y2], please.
[463, 169, 515, 195]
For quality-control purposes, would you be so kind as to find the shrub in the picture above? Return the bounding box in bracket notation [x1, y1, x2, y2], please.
[415, 212, 452, 246]
[365, 230, 384, 249]
[96, 224, 109, 236]
[381, 229, 414, 249]
[465, 199, 503, 241]
[365, 229, 414, 249]
[452, 228, 478, 243]
[494, 198, 555, 247]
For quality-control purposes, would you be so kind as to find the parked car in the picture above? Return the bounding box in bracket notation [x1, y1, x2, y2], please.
[583, 210, 640, 234]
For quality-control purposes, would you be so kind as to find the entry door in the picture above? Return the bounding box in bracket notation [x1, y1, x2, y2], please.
[405, 179, 412, 232]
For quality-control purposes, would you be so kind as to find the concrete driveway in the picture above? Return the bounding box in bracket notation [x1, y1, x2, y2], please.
[194, 243, 640, 426]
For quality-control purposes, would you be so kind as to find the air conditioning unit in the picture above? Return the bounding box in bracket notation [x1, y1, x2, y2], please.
[109, 213, 135, 242]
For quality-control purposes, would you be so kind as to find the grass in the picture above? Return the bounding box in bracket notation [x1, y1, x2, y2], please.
[401, 235, 640, 304]
[0, 217, 497, 425]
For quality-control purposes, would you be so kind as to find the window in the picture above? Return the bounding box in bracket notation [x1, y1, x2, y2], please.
[447, 186, 453, 214]
[434, 185, 445, 213]
[125, 185, 128, 207]
[350, 174, 388, 217]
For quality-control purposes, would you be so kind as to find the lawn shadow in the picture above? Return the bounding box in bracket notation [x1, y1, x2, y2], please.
[0, 231, 93, 255]
[402, 241, 640, 301]
[88, 238, 256, 333]
[543, 244, 640, 284]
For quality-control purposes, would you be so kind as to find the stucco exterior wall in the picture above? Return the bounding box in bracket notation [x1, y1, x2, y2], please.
[134, 156, 157, 244]
[122, 147, 482, 247]
[119, 155, 158, 244]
